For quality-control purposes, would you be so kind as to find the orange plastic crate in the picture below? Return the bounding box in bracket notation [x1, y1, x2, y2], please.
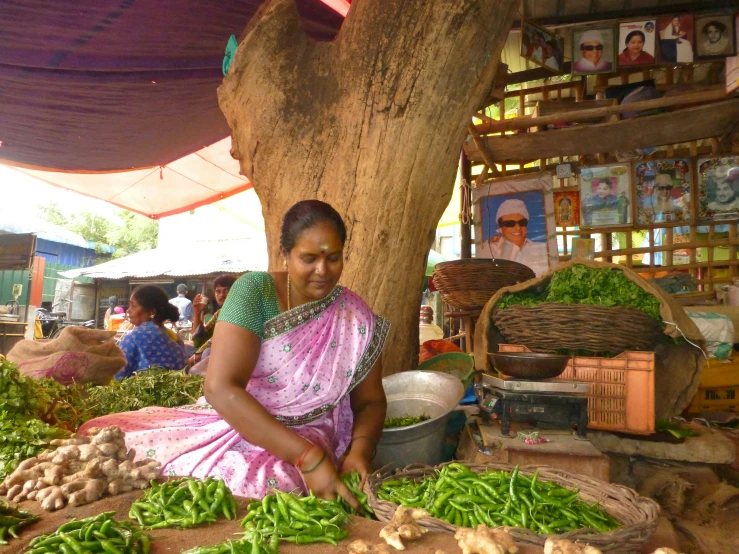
[498, 345, 655, 435]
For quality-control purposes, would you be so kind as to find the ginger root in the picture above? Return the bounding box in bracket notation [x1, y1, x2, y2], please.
[0, 426, 161, 511]
[455, 526, 519, 554]
[543, 538, 602, 554]
[379, 505, 431, 550]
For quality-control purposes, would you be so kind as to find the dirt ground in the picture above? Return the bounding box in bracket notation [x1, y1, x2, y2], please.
[0, 491, 545, 554]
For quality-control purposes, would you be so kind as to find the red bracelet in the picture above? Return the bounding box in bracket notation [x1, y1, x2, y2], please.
[295, 443, 315, 470]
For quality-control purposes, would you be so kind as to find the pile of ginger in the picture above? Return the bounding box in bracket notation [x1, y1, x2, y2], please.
[0, 426, 160, 511]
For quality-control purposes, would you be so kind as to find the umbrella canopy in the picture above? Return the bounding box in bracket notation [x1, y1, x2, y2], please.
[0, 0, 349, 217]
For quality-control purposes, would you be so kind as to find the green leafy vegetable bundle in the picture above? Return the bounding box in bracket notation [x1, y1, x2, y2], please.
[86, 367, 204, 418]
[497, 264, 662, 322]
[377, 462, 620, 534]
[0, 412, 69, 481]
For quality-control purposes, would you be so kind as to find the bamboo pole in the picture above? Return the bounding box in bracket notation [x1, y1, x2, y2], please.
[475, 87, 727, 135]
[594, 236, 739, 257]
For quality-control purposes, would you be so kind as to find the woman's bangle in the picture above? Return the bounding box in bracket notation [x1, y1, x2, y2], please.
[301, 450, 326, 474]
[295, 443, 316, 471]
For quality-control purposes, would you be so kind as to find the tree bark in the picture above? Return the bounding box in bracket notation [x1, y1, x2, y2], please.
[218, 0, 518, 374]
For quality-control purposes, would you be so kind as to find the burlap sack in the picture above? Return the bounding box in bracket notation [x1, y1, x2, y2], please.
[7, 326, 126, 385]
[475, 260, 706, 418]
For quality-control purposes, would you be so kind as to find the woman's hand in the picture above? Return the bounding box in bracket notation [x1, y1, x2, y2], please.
[188, 353, 202, 367]
[340, 448, 372, 488]
[192, 294, 207, 315]
[301, 449, 361, 512]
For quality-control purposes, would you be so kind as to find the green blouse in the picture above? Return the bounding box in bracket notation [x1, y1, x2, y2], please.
[218, 272, 281, 340]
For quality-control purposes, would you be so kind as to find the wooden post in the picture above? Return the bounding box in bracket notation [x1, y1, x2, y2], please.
[460, 151, 472, 260]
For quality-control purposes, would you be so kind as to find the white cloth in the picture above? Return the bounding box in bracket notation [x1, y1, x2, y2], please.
[708, 197, 739, 212]
[545, 56, 559, 71]
[489, 237, 549, 276]
[573, 58, 613, 73]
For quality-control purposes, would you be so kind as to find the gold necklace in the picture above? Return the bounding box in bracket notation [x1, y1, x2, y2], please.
[287, 274, 291, 311]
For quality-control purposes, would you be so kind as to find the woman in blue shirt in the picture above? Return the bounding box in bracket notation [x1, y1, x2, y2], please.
[116, 285, 187, 379]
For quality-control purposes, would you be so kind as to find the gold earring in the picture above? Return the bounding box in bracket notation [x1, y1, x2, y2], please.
[283, 259, 287, 270]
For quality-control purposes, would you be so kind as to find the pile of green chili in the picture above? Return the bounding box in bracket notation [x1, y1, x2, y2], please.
[340, 471, 374, 517]
[377, 463, 620, 534]
[238, 489, 349, 554]
[384, 415, 429, 429]
[129, 477, 237, 529]
[0, 500, 38, 545]
[24, 512, 150, 554]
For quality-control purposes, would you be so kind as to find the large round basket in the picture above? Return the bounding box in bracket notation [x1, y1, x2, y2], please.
[367, 462, 659, 554]
[432, 259, 535, 312]
[492, 303, 664, 354]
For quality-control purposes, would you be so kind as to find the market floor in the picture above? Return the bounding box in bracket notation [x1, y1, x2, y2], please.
[4, 491, 546, 554]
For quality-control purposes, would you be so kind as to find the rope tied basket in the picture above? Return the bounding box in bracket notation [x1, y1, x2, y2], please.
[432, 259, 535, 312]
[367, 462, 659, 553]
[492, 303, 665, 354]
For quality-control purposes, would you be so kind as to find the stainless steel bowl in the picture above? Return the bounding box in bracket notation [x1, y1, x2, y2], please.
[488, 352, 570, 380]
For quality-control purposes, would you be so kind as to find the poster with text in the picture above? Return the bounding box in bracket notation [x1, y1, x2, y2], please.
[579, 165, 632, 228]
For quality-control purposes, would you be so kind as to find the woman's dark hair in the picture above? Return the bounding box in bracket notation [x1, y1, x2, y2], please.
[131, 285, 179, 324]
[108, 296, 118, 308]
[624, 30, 645, 46]
[280, 200, 347, 253]
[213, 275, 237, 289]
[703, 20, 726, 35]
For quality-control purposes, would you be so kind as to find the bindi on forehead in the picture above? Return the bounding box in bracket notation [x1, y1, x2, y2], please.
[320, 244, 329, 252]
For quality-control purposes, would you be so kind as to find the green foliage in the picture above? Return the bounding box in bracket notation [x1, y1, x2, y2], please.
[38, 202, 159, 259]
[85, 367, 204, 418]
[0, 414, 68, 480]
[497, 264, 662, 322]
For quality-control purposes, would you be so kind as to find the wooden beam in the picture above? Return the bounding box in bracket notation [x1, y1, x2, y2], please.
[476, 87, 727, 134]
[506, 63, 573, 85]
[464, 98, 739, 163]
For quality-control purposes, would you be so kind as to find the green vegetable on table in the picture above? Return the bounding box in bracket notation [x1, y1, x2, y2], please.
[0, 412, 69, 481]
[24, 511, 151, 554]
[384, 415, 429, 429]
[129, 477, 237, 529]
[234, 489, 349, 554]
[377, 462, 620, 535]
[0, 499, 39, 545]
[497, 264, 662, 322]
[340, 471, 374, 518]
[86, 367, 204, 419]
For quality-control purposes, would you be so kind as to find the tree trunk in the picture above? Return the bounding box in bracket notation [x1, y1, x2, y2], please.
[218, 0, 517, 374]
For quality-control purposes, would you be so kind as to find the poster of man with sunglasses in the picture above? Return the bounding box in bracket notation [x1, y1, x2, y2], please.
[473, 175, 558, 277]
[572, 27, 616, 75]
[635, 160, 692, 225]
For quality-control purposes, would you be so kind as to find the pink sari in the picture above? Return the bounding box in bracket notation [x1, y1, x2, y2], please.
[80, 287, 389, 498]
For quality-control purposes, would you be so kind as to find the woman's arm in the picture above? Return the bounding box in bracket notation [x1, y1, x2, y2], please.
[341, 356, 387, 482]
[117, 334, 139, 379]
[191, 295, 206, 336]
[204, 321, 360, 507]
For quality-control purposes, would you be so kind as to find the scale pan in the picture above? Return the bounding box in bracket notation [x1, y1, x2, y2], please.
[488, 352, 570, 380]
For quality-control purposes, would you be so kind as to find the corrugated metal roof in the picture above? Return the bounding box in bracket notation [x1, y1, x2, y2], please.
[0, 213, 89, 248]
[60, 238, 268, 280]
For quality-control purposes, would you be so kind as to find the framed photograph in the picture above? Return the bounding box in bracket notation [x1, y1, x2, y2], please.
[657, 15, 695, 64]
[695, 14, 736, 59]
[634, 159, 692, 225]
[698, 157, 739, 221]
[572, 27, 616, 75]
[726, 14, 739, 93]
[617, 20, 657, 67]
[553, 191, 581, 226]
[472, 173, 558, 277]
[579, 165, 633, 228]
[520, 20, 564, 73]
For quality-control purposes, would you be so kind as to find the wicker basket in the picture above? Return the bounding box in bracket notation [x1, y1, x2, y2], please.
[367, 462, 659, 553]
[492, 303, 664, 354]
[432, 259, 535, 311]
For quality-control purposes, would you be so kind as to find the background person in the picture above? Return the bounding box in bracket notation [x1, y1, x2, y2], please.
[169, 283, 193, 323]
[115, 285, 187, 380]
[659, 17, 693, 63]
[188, 274, 238, 370]
[618, 30, 655, 65]
[80, 200, 389, 505]
[708, 166, 739, 212]
[103, 296, 124, 330]
[488, 198, 548, 276]
[574, 30, 613, 73]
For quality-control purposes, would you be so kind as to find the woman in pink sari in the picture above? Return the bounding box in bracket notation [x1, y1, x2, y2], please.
[81, 201, 389, 506]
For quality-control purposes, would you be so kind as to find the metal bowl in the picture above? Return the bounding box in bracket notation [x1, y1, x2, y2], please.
[488, 352, 570, 380]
